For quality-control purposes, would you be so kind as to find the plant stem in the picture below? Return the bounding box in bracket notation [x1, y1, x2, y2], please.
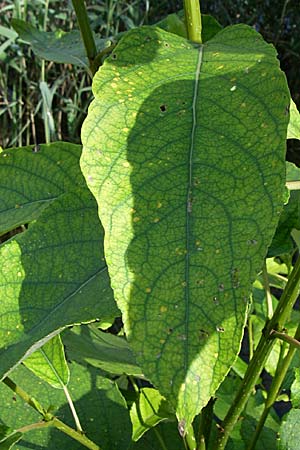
[247, 324, 300, 450]
[270, 330, 300, 349]
[52, 417, 100, 450]
[71, 0, 97, 75]
[183, 0, 202, 43]
[215, 255, 300, 449]
[2, 376, 101, 450]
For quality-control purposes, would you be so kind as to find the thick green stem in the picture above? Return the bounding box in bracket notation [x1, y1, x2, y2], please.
[215, 256, 300, 449]
[71, 0, 97, 75]
[184, 0, 202, 43]
[247, 324, 300, 450]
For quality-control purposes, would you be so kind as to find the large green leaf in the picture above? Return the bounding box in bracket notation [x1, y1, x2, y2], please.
[81, 25, 289, 429]
[0, 362, 132, 450]
[0, 142, 85, 235]
[0, 188, 118, 381]
[62, 324, 143, 377]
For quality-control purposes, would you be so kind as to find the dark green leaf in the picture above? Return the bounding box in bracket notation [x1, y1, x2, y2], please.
[0, 188, 118, 381]
[11, 19, 111, 67]
[0, 362, 131, 450]
[62, 324, 143, 377]
[0, 142, 85, 235]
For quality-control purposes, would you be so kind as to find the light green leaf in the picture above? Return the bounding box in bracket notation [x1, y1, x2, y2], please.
[0, 362, 132, 450]
[130, 387, 174, 441]
[0, 188, 119, 381]
[81, 25, 289, 429]
[23, 335, 69, 389]
[291, 368, 300, 408]
[0, 142, 85, 236]
[62, 324, 143, 377]
[11, 19, 111, 67]
[287, 99, 300, 140]
[129, 421, 186, 450]
[278, 409, 300, 450]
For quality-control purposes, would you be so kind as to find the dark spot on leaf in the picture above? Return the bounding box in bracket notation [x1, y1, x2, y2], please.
[216, 326, 225, 333]
[160, 104, 167, 112]
[112, 53, 117, 60]
[167, 328, 173, 334]
[199, 329, 209, 339]
[164, 42, 170, 47]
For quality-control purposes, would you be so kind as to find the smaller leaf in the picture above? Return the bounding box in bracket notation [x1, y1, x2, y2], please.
[11, 19, 111, 67]
[130, 388, 174, 441]
[291, 368, 300, 408]
[23, 334, 69, 389]
[287, 100, 300, 140]
[63, 324, 143, 377]
[278, 409, 300, 450]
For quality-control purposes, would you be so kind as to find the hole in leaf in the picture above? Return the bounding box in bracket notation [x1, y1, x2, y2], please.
[159, 104, 167, 112]
[111, 53, 117, 60]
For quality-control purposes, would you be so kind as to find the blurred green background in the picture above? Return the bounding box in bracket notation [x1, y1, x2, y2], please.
[0, 0, 299, 160]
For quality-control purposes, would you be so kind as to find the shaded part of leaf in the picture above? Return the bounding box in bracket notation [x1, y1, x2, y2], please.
[0, 362, 132, 450]
[0, 141, 85, 236]
[0, 188, 119, 381]
[0, 430, 23, 449]
[62, 324, 143, 377]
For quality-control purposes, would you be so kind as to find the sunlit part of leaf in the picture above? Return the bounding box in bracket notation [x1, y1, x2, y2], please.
[63, 324, 143, 377]
[81, 25, 289, 429]
[130, 387, 174, 441]
[287, 99, 300, 140]
[11, 19, 111, 67]
[291, 368, 300, 408]
[0, 362, 132, 450]
[0, 142, 85, 236]
[24, 335, 69, 389]
[0, 188, 118, 381]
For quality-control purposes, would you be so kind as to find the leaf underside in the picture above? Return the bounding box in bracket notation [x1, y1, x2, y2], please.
[81, 25, 289, 428]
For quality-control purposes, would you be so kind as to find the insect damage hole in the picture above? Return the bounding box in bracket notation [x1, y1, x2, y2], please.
[159, 104, 167, 112]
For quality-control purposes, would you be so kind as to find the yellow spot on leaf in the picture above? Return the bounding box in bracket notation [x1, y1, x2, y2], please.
[153, 217, 160, 223]
[122, 128, 129, 133]
[157, 201, 162, 208]
[160, 305, 168, 313]
[111, 82, 117, 88]
[133, 217, 140, 222]
[145, 287, 151, 293]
